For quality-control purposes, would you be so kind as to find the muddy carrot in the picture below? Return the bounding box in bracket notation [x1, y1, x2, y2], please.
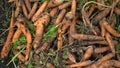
[28, 2, 38, 19]
[50, 7, 59, 17]
[32, 1, 48, 22]
[82, 46, 93, 61]
[55, 9, 66, 24]
[58, 2, 71, 10]
[1, 11, 15, 58]
[25, 0, 31, 12]
[47, 0, 63, 8]
[96, 53, 115, 65]
[100, 21, 106, 37]
[92, 8, 111, 25]
[33, 12, 50, 49]
[15, 22, 32, 61]
[102, 19, 120, 37]
[94, 46, 110, 54]
[20, 0, 28, 19]
[67, 51, 76, 63]
[88, 5, 95, 17]
[69, 60, 93, 68]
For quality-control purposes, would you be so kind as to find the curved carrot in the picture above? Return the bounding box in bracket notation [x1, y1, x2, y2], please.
[1, 11, 15, 58]
[32, 1, 48, 22]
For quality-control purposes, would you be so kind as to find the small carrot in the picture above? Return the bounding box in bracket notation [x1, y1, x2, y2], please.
[82, 46, 93, 61]
[102, 19, 120, 37]
[28, 2, 38, 19]
[94, 46, 110, 54]
[15, 0, 21, 17]
[88, 5, 95, 17]
[25, 0, 31, 12]
[1, 11, 15, 58]
[71, 0, 76, 16]
[49, 7, 59, 17]
[33, 12, 50, 49]
[67, 50, 76, 63]
[100, 20, 106, 37]
[69, 60, 93, 68]
[20, 0, 28, 19]
[92, 8, 111, 25]
[47, 0, 63, 8]
[58, 2, 71, 10]
[96, 53, 115, 66]
[32, 1, 48, 22]
[55, 9, 66, 24]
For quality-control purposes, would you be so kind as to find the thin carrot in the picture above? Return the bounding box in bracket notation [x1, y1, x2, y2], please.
[82, 46, 93, 61]
[88, 4, 95, 17]
[25, 0, 31, 12]
[105, 32, 115, 54]
[100, 21, 106, 37]
[49, 7, 59, 17]
[67, 50, 76, 63]
[28, 2, 38, 19]
[69, 60, 93, 68]
[32, 1, 48, 22]
[15, 0, 21, 17]
[55, 9, 66, 24]
[71, 0, 76, 16]
[102, 19, 120, 37]
[62, 60, 75, 65]
[94, 46, 110, 54]
[20, 0, 28, 19]
[47, 0, 63, 8]
[58, 2, 71, 10]
[33, 12, 50, 49]
[1, 11, 15, 58]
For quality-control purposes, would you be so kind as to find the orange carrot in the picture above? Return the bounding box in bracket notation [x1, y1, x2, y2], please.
[20, 0, 28, 19]
[25, 0, 31, 12]
[55, 9, 66, 24]
[102, 19, 120, 37]
[47, 0, 63, 8]
[100, 21, 106, 37]
[1, 11, 15, 58]
[105, 32, 115, 54]
[28, 2, 38, 19]
[88, 5, 95, 17]
[71, 0, 76, 16]
[50, 7, 59, 17]
[94, 46, 110, 54]
[58, 2, 71, 10]
[15, 0, 21, 17]
[32, 1, 48, 22]
[69, 60, 93, 68]
[96, 53, 115, 66]
[82, 46, 93, 61]
[33, 12, 50, 49]
[15, 22, 32, 61]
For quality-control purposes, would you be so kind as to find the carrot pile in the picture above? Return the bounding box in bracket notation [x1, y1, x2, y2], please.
[1, 0, 120, 67]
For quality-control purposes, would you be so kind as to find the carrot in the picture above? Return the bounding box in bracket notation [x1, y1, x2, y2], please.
[94, 46, 110, 54]
[12, 28, 22, 42]
[28, 2, 38, 19]
[25, 0, 31, 12]
[71, 34, 105, 41]
[62, 60, 75, 65]
[100, 21, 106, 37]
[15, 22, 32, 61]
[20, 0, 28, 19]
[33, 12, 50, 49]
[8, 0, 14, 2]
[47, 0, 63, 8]
[67, 50, 76, 63]
[88, 5, 95, 17]
[105, 32, 115, 53]
[55, 9, 66, 24]
[71, 0, 76, 16]
[32, 1, 48, 22]
[15, 0, 21, 17]
[46, 63, 55, 68]
[102, 19, 120, 37]
[82, 46, 93, 61]
[114, 7, 120, 15]
[69, 60, 93, 68]
[49, 7, 59, 17]
[96, 0, 104, 10]
[58, 2, 71, 10]
[96, 53, 115, 66]
[92, 8, 111, 25]
[1, 11, 15, 58]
